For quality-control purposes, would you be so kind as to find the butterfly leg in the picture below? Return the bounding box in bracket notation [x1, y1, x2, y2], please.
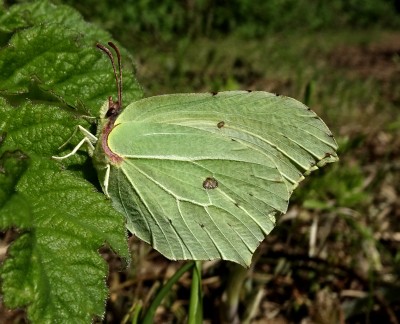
[103, 164, 111, 197]
[52, 125, 98, 160]
[77, 125, 98, 145]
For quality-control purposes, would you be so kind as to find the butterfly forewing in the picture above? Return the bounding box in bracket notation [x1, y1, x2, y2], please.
[100, 91, 338, 266]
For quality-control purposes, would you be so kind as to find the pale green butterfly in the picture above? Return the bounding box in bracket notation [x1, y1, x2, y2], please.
[53, 42, 338, 266]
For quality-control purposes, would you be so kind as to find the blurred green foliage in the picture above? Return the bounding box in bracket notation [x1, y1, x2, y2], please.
[46, 0, 400, 41]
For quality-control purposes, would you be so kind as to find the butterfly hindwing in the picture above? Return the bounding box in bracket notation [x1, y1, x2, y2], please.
[99, 91, 338, 266]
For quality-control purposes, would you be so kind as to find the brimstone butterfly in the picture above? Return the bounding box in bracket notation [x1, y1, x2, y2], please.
[53, 42, 338, 266]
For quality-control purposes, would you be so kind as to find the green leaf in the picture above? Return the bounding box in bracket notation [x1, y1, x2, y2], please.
[0, 23, 141, 115]
[0, 98, 129, 322]
[98, 91, 338, 267]
[0, 1, 143, 322]
[0, 149, 31, 229]
[0, 0, 108, 38]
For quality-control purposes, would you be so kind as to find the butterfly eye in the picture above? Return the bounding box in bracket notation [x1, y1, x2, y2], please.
[106, 107, 117, 117]
[217, 121, 225, 128]
[203, 177, 218, 190]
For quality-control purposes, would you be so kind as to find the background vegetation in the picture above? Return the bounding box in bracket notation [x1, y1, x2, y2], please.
[2, 0, 400, 322]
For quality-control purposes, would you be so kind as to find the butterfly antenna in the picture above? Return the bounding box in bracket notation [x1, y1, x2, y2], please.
[108, 42, 122, 109]
[96, 42, 122, 112]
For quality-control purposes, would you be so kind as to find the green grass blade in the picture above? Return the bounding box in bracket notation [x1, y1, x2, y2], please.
[188, 261, 203, 324]
[141, 261, 195, 324]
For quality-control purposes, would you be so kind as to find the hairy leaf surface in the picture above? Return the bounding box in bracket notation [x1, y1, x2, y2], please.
[0, 2, 142, 323]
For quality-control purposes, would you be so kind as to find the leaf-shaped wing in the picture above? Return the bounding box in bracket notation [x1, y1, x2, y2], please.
[103, 91, 338, 266]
